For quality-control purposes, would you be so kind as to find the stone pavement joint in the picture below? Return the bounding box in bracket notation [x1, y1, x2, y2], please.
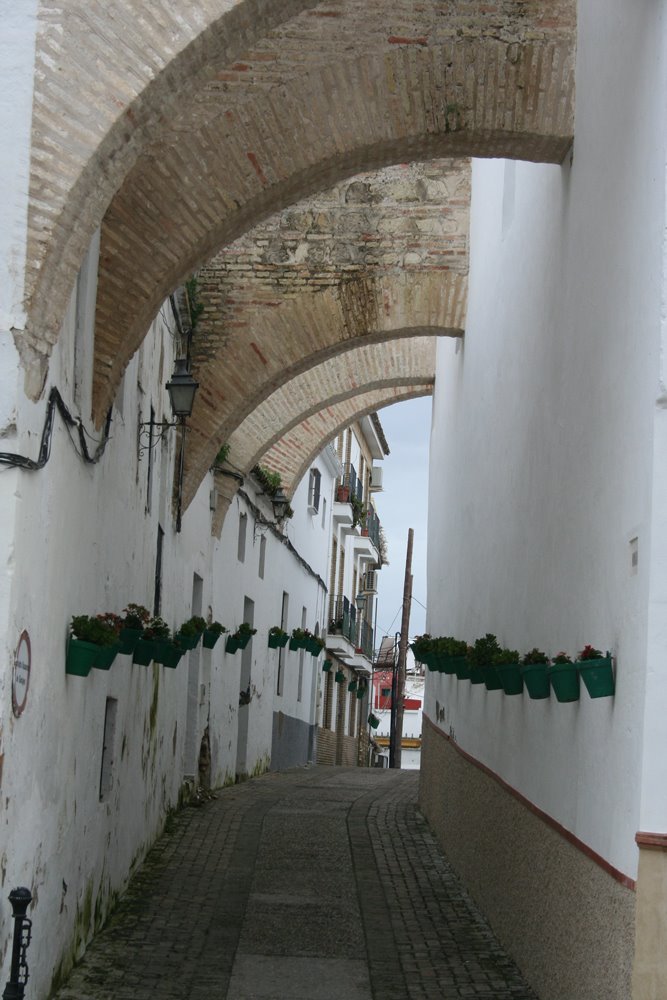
[52, 767, 539, 1000]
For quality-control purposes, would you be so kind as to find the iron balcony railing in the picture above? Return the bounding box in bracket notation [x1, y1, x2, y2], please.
[328, 595, 374, 660]
[343, 464, 363, 502]
[364, 507, 381, 550]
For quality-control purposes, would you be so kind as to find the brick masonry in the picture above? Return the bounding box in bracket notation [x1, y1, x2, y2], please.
[227, 336, 436, 475]
[181, 159, 468, 504]
[23, 1, 575, 408]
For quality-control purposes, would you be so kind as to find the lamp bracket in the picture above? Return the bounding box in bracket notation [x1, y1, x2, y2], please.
[137, 417, 186, 460]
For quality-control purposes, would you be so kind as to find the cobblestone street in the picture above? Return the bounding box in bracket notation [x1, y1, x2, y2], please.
[53, 768, 538, 1000]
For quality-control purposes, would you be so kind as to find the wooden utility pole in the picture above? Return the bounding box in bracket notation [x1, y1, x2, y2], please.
[391, 528, 413, 769]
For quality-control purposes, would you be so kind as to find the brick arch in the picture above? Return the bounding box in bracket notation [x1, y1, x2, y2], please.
[182, 270, 464, 506]
[23, 0, 575, 397]
[225, 335, 436, 477]
[210, 383, 432, 536]
[23, 0, 321, 391]
[265, 385, 434, 495]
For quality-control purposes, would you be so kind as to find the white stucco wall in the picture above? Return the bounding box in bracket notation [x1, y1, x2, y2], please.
[426, 0, 666, 882]
[0, 254, 337, 995]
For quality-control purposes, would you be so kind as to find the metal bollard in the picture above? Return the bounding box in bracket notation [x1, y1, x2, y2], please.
[2, 888, 33, 1000]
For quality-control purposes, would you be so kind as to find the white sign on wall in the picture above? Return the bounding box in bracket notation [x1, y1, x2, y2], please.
[12, 630, 31, 718]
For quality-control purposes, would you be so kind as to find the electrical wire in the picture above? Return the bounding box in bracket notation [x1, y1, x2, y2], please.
[0, 386, 112, 471]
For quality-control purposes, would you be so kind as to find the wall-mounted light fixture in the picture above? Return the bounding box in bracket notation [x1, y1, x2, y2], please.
[355, 592, 367, 614]
[138, 358, 199, 532]
[270, 487, 290, 522]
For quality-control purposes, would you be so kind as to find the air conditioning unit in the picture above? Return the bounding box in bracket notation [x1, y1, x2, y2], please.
[362, 570, 378, 593]
[370, 465, 383, 491]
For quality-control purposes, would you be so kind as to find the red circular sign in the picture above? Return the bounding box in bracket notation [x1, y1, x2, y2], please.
[12, 631, 31, 718]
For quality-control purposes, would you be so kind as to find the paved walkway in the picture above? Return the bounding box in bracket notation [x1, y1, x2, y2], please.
[54, 768, 538, 1000]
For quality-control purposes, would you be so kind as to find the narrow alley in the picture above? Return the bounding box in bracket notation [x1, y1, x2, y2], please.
[53, 768, 537, 1000]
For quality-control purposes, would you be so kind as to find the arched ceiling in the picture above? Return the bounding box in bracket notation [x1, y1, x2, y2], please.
[23, 0, 576, 399]
[178, 159, 468, 503]
[201, 336, 436, 509]
[263, 385, 433, 495]
[210, 383, 432, 536]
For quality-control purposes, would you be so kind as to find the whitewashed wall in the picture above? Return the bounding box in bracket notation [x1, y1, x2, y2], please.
[0, 241, 336, 995]
[425, 0, 667, 883]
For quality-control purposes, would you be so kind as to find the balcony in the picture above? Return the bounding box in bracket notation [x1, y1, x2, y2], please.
[327, 595, 374, 665]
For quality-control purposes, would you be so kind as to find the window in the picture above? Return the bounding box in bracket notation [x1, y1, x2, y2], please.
[349, 690, 357, 736]
[321, 496, 327, 528]
[153, 524, 164, 615]
[237, 513, 247, 562]
[258, 535, 266, 579]
[308, 468, 321, 513]
[277, 592, 288, 696]
[323, 669, 334, 729]
[146, 404, 155, 514]
[99, 698, 118, 801]
[297, 606, 306, 702]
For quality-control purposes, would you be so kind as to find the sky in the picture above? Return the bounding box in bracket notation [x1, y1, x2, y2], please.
[371, 396, 432, 652]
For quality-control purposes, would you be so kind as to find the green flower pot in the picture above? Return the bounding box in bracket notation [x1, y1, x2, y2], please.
[133, 638, 157, 666]
[155, 641, 184, 669]
[520, 663, 551, 700]
[484, 666, 503, 691]
[495, 662, 523, 695]
[444, 655, 466, 676]
[322, 660, 332, 672]
[66, 638, 98, 677]
[356, 688, 366, 700]
[335, 670, 345, 683]
[348, 680, 358, 692]
[455, 658, 471, 680]
[268, 633, 288, 649]
[226, 636, 240, 654]
[175, 632, 200, 651]
[118, 628, 143, 655]
[289, 637, 304, 652]
[236, 633, 252, 650]
[93, 643, 120, 671]
[577, 656, 615, 699]
[548, 662, 580, 702]
[203, 629, 223, 649]
[368, 714, 380, 730]
[469, 665, 485, 684]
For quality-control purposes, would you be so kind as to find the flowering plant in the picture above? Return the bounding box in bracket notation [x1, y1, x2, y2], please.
[493, 647, 520, 665]
[578, 644, 603, 661]
[70, 615, 118, 647]
[122, 604, 151, 630]
[552, 651, 572, 665]
[522, 648, 549, 665]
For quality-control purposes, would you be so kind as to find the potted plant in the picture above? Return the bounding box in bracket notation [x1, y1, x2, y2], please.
[202, 621, 227, 649]
[309, 634, 325, 657]
[226, 622, 256, 654]
[133, 616, 170, 666]
[175, 615, 207, 650]
[492, 647, 523, 695]
[268, 626, 289, 649]
[336, 484, 350, 503]
[144, 617, 180, 668]
[520, 648, 551, 700]
[335, 668, 346, 683]
[67, 615, 120, 676]
[467, 634, 501, 687]
[410, 634, 434, 669]
[548, 651, 579, 702]
[118, 603, 150, 655]
[348, 679, 358, 692]
[435, 636, 467, 674]
[329, 616, 344, 633]
[289, 627, 308, 651]
[576, 645, 614, 699]
[368, 713, 380, 730]
[350, 494, 366, 529]
[322, 659, 333, 672]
